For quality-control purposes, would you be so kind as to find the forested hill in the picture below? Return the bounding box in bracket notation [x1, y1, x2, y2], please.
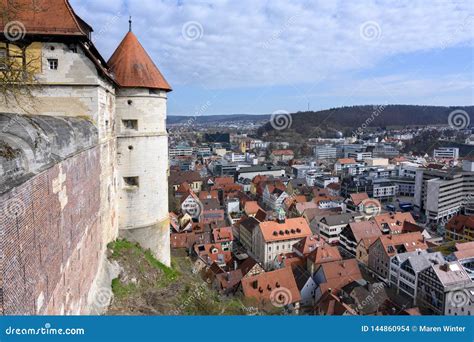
[257, 105, 474, 139]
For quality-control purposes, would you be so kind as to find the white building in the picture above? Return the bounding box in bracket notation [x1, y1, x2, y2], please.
[433, 147, 459, 160]
[253, 217, 312, 269]
[314, 145, 337, 161]
[390, 250, 445, 305]
[414, 160, 474, 224]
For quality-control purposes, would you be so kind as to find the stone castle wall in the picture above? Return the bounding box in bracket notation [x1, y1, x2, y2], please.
[0, 146, 103, 314]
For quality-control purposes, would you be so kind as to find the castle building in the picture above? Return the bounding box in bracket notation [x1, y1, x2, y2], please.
[0, 0, 170, 315]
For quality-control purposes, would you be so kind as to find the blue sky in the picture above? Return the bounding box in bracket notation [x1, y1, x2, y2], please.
[70, 0, 474, 116]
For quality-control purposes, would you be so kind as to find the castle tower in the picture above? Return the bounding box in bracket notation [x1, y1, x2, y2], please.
[108, 27, 172, 266]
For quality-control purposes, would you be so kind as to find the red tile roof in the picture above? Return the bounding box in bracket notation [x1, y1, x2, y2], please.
[259, 218, 312, 243]
[242, 267, 301, 306]
[108, 31, 171, 91]
[317, 259, 363, 297]
[307, 244, 343, 265]
[349, 193, 369, 206]
[272, 149, 294, 156]
[199, 190, 218, 200]
[0, 0, 91, 37]
[213, 227, 234, 243]
[348, 220, 383, 243]
[337, 158, 357, 165]
[374, 212, 416, 233]
[376, 232, 428, 257]
[244, 201, 263, 215]
[446, 215, 474, 233]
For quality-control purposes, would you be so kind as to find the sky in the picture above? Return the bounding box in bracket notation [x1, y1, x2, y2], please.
[70, 0, 474, 116]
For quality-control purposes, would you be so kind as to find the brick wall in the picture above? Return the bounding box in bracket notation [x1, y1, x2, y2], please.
[0, 146, 102, 315]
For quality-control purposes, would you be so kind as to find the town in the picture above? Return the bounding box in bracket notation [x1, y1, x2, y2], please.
[168, 120, 474, 315]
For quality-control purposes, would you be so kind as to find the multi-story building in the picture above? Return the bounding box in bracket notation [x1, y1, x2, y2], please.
[169, 145, 193, 157]
[339, 220, 382, 256]
[433, 147, 459, 160]
[253, 217, 312, 269]
[445, 215, 474, 241]
[270, 149, 294, 163]
[237, 165, 285, 180]
[417, 261, 474, 315]
[414, 160, 474, 224]
[314, 176, 340, 189]
[262, 184, 289, 210]
[367, 144, 399, 158]
[316, 213, 360, 244]
[368, 232, 428, 282]
[390, 250, 445, 305]
[347, 151, 372, 162]
[314, 145, 337, 161]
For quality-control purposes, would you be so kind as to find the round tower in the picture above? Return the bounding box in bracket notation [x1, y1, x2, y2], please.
[108, 28, 172, 266]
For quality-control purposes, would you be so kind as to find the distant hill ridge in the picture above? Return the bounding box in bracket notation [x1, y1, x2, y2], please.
[167, 114, 270, 124]
[257, 105, 474, 138]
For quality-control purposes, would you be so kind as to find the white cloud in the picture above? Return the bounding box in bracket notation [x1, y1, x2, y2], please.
[71, 0, 474, 90]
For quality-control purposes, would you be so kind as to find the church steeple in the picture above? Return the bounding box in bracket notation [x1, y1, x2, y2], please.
[129, 16, 132, 32]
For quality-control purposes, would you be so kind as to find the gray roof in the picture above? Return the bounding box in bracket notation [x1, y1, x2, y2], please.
[320, 213, 355, 226]
[239, 165, 284, 173]
[397, 251, 445, 273]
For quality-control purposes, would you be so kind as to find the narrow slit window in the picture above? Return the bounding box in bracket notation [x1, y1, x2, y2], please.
[122, 119, 138, 130]
[123, 177, 139, 187]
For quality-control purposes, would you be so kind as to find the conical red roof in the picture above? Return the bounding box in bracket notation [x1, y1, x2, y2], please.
[108, 31, 172, 91]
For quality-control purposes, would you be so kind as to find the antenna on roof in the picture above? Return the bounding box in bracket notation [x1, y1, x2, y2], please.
[129, 16, 132, 32]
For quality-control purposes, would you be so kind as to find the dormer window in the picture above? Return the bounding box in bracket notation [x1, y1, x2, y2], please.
[48, 59, 58, 70]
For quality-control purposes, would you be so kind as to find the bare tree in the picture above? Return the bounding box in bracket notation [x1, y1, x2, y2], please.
[1, 0, 45, 111]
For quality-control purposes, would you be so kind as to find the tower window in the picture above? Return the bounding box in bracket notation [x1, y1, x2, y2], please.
[48, 59, 58, 70]
[122, 119, 138, 130]
[123, 177, 139, 187]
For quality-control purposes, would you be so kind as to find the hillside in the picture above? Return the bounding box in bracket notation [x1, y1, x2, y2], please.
[257, 105, 474, 140]
[106, 240, 259, 315]
[168, 114, 270, 125]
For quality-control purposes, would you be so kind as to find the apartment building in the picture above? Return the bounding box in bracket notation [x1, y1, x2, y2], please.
[414, 160, 474, 224]
[417, 261, 474, 315]
[433, 147, 460, 160]
[253, 217, 312, 269]
[314, 145, 337, 161]
[368, 232, 428, 282]
[389, 250, 445, 305]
